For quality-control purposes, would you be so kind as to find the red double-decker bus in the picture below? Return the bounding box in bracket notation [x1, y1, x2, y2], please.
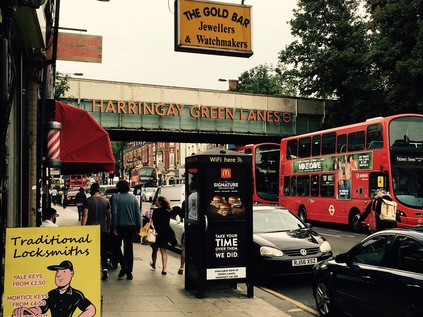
[131, 166, 157, 187]
[233, 143, 280, 204]
[279, 113, 423, 231]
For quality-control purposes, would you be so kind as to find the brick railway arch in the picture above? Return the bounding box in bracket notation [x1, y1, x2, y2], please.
[63, 78, 333, 144]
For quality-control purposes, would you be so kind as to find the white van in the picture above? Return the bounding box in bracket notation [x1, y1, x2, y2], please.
[153, 184, 185, 208]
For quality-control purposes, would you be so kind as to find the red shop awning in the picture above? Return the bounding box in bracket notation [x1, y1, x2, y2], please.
[55, 100, 115, 174]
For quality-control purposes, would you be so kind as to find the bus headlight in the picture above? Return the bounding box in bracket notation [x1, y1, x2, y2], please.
[397, 210, 406, 222]
[319, 241, 332, 253]
[260, 246, 283, 257]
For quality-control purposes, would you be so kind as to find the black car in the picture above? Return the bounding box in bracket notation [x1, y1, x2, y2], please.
[65, 189, 78, 206]
[252, 205, 332, 277]
[312, 227, 423, 317]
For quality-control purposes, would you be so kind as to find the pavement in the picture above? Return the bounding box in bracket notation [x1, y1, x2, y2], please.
[54, 204, 316, 317]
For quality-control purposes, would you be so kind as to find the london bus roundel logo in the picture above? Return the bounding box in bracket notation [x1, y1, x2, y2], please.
[328, 205, 335, 215]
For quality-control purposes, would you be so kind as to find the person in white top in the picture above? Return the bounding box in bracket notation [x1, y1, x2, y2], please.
[41, 207, 59, 227]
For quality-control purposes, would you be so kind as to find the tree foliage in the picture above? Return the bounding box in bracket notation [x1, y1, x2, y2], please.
[54, 72, 70, 99]
[238, 0, 423, 128]
[237, 64, 297, 96]
[278, 0, 369, 126]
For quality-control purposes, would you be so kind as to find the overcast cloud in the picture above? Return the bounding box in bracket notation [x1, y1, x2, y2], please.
[57, 0, 297, 90]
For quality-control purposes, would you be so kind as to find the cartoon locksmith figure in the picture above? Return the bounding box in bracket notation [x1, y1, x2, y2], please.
[12, 260, 96, 317]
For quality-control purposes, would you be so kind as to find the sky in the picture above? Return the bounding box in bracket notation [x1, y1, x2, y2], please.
[57, 0, 298, 91]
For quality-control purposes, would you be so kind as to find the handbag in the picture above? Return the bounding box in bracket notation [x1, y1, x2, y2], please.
[142, 228, 156, 244]
[139, 222, 150, 237]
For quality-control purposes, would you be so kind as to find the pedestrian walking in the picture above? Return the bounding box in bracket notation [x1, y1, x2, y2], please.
[150, 196, 177, 275]
[75, 187, 87, 221]
[82, 183, 112, 280]
[50, 187, 58, 205]
[358, 188, 397, 232]
[111, 179, 141, 280]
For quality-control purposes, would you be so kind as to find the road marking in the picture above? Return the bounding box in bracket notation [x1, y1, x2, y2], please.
[321, 233, 342, 238]
[260, 286, 319, 316]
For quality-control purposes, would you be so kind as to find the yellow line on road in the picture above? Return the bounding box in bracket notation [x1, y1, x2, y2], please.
[260, 286, 319, 316]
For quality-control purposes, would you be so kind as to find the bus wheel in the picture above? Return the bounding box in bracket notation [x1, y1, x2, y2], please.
[348, 209, 362, 232]
[298, 206, 307, 222]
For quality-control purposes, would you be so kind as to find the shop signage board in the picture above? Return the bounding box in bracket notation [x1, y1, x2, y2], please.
[175, 0, 253, 57]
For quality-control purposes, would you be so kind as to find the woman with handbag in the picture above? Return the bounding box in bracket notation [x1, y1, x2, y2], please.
[150, 196, 177, 275]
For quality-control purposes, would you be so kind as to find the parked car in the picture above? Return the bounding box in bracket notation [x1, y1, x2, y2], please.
[167, 204, 333, 264]
[252, 205, 332, 277]
[142, 187, 157, 202]
[99, 185, 117, 198]
[104, 187, 119, 200]
[312, 227, 423, 317]
[65, 189, 79, 206]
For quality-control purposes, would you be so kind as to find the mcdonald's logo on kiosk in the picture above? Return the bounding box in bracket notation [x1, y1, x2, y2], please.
[221, 168, 231, 178]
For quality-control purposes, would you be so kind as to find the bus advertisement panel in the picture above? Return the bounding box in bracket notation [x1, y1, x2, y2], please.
[233, 143, 280, 204]
[279, 114, 423, 231]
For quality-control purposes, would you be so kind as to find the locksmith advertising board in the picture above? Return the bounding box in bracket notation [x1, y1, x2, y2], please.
[2, 226, 100, 317]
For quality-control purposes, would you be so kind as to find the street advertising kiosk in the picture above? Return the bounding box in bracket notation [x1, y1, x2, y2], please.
[184, 147, 253, 298]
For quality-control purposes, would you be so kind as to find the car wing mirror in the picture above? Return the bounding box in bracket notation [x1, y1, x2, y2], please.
[335, 253, 348, 264]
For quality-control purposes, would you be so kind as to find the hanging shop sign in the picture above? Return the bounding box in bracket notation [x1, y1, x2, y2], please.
[56, 32, 102, 63]
[175, 0, 253, 57]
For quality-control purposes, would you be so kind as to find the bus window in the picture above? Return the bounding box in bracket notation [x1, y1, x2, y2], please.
[348, 131, 365, 152]
[297, 176, 310, 196]
[312, 135, 321, 157]
[311, 175, 319, 197]
[291, 177, 297, 196]
[320, 174, 335, 197]
[287, 139, 298, 159]
[283, 176, 290, 196]
[367, 124, 383, 149]
[322, 132, 336, 155]
[337, 134, 347, 153]
[299, 137, 311, 158]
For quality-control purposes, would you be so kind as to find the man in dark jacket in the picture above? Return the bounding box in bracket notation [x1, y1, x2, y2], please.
[75, 187, 87, 221]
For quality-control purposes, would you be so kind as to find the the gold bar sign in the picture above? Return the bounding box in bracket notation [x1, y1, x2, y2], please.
[175, 0, 253, 57]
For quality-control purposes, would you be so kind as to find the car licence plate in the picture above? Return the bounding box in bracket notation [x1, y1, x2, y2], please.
[292, 258, 317, 266]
